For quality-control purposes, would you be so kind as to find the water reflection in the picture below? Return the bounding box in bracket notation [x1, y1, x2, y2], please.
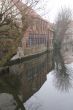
[25, 63, 73, 110]
[53, 68, 72, 92]
[9, 52, 52, 101]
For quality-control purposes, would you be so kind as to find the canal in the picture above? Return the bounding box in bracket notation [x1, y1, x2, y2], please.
[0, 51, 52, 110]
[0, 52, 73, 110]
[7, 51, 52, 101]
[25, 63, 73, 110]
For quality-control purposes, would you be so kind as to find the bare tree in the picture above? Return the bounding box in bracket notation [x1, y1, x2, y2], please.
[0, 0, 42, 66]
[0, 0, 43, 110]
[52, 8, 72, 75]
[51, 8, 73, 92]
[0, 0, 23, 66]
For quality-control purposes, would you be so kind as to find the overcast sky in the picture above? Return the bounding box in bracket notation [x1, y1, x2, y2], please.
[22, 0, 73, 23]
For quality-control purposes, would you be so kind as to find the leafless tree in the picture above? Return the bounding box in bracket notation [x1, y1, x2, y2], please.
[0, 0, 43, 110]
[0, 0, 22, 66]
[52, 8, 72, 75]
[0, 0, 42, 66]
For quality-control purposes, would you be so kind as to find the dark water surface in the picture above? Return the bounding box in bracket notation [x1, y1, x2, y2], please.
[0, 52, 52, 110]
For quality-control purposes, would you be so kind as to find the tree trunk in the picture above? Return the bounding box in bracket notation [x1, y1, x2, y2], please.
[13, 94, 26, 110]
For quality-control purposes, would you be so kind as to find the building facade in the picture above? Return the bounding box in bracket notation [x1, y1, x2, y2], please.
[13, 0, 54, 56]
[22, 16, 54, 49]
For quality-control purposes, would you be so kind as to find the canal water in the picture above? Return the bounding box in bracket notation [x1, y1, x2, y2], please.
[1, 51, 73, 110]
[25, 63, 73, 110]
[1, 53, 73, 110]
[0, 52, 52, 110]
[9, 52, 52, 101]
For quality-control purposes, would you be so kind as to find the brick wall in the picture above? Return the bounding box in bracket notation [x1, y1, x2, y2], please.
[22, 17, 54, 52]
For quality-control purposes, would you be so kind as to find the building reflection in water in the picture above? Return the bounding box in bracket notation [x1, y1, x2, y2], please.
[9, 52, 52, 102]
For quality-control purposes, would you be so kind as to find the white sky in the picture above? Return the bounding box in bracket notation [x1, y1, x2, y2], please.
[22, 0, 73, 23]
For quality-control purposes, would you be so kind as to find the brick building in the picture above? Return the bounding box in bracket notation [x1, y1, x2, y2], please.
[13, 0, 54, 55]
[21, 12, 54, 51]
